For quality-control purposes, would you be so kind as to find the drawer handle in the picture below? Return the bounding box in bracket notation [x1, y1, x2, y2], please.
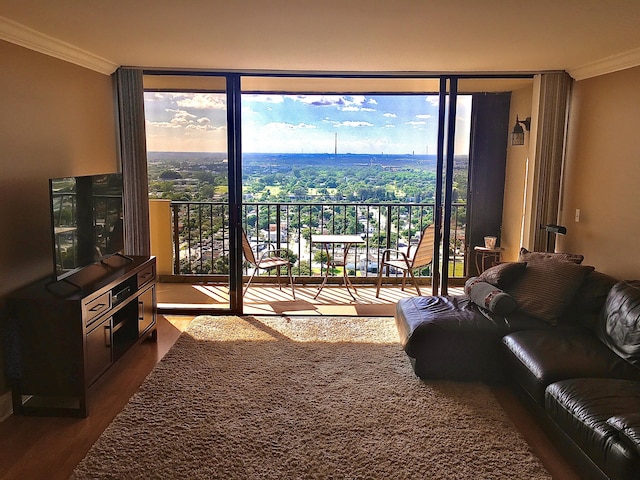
[90, 303, 107, 312]
[104, 325, 111, 347]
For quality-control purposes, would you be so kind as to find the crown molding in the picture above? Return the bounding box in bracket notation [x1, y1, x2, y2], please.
[0, 16, 118, 75]
[568, 46, 640, 81]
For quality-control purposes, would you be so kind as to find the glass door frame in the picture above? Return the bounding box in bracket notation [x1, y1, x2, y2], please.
[435, 76, 459, 296]
[227, 73, 243, 313]
[143, 71, 242, 314]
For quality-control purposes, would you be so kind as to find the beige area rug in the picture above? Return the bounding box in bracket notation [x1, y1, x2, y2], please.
[72, 315, 550, 480]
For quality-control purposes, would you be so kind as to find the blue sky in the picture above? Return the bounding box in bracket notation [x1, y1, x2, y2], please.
[144, 92, 471, 155]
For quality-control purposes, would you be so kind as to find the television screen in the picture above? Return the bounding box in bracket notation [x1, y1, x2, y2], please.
[49, 173, 124, 280]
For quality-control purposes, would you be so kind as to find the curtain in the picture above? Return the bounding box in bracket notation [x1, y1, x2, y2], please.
[531, 72, 572, 252]
[113, 67, 150, 256]
[467, 92, 511, 276]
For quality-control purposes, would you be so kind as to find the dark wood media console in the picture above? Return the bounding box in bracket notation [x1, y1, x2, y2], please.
[5, 255, 157, 417]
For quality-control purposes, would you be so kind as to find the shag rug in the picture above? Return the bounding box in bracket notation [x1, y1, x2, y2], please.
[72, 315, 550, 479]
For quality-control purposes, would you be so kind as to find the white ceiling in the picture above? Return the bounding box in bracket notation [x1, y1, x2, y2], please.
[1, 0, 640, 79]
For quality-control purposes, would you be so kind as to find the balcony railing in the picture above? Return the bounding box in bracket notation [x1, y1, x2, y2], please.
[169, 201, 467, 281]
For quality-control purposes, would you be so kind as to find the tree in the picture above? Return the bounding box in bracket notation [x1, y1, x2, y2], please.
[159, 170, 182, 180]
[313, 250, 328, 264]
[369, 232, 399, 248]
[211, 255, 229, 274]
[296, 260, 312, 276]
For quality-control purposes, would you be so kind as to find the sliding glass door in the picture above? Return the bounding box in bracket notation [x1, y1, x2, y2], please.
[143, 74, 240, 313]
[240, 75, 467, 297]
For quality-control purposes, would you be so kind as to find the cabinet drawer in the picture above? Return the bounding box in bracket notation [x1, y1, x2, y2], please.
[137, 264, 155, 289]
[84, 291, 112, 326]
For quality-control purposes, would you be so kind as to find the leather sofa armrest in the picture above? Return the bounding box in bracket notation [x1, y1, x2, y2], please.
[607, 413, 640, 456]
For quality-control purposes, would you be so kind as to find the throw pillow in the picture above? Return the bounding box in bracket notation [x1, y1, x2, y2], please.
[478, 262, 527, 290]
[465, 277, 518, 316]
[508, 260, 594, 325]
[560, 271, 618, 328]
[569, 270, 618, 314]
[518, 247, 584, 264]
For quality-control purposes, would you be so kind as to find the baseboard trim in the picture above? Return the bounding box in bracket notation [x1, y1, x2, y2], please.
[0, 391, 13, 422]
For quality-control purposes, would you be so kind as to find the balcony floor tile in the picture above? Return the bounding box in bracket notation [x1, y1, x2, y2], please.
[157, 283, 464, 317]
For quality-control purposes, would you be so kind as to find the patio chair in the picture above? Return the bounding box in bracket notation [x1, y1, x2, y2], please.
[241, 230, 295, 298]
[375, 225, 435, 297]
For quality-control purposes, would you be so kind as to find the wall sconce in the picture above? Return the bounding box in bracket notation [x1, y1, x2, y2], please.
[511, 115, 531, 146]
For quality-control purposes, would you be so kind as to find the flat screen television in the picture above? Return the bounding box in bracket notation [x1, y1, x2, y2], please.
[49, 173, 125, 281]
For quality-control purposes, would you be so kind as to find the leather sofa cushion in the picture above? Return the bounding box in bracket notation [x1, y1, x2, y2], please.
[599, 280, 640, 366]
[607, 414, 640, 456]
[396, 296, 490, 357]
[546, 379, 640, 480]
[395, 296, 549, 380]
[395, 295, 548, 357]
[503, 329, 640, 405]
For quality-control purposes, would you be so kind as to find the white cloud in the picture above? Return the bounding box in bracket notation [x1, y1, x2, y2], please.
[338, 121, 374, 128]
[383, 113, 397, 118]
[177, 94, 226, 110]
[144, 92, 167, 102]
[426, 97, 440, 106]
[287, 95, 370, 110]
[184, 122, 224, 132]
[341, 106, 376, 112]
[167, 109, 197, 124]
[243, 94, 285, 104]
[416, 114, 433, 119]
[146, 120, 181, 129]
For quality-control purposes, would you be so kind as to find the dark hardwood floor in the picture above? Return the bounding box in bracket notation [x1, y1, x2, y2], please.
[0, 314, 580, 479]
[490, 385, 581, 480]
[0, 315, 189, 480]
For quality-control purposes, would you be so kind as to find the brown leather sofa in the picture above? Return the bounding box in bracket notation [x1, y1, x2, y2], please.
[395, 255, 640, 480]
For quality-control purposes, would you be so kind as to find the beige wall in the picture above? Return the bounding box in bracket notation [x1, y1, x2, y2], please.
[556, 66, 640, 279]
[0, 40, 118, 396]
[501, 84, 534, 261]
[149, 199, 174, 276]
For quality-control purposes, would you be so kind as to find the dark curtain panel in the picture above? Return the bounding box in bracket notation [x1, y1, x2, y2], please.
[113, 67, 150, 256]
[466, 92, 511, 277]
[532, 72, 572, 252]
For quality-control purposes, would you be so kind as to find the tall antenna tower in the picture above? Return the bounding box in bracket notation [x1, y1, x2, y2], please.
[334, 132, 337, 155]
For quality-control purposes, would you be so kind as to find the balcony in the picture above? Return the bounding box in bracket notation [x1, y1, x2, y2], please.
[149, 199, 469, 312]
